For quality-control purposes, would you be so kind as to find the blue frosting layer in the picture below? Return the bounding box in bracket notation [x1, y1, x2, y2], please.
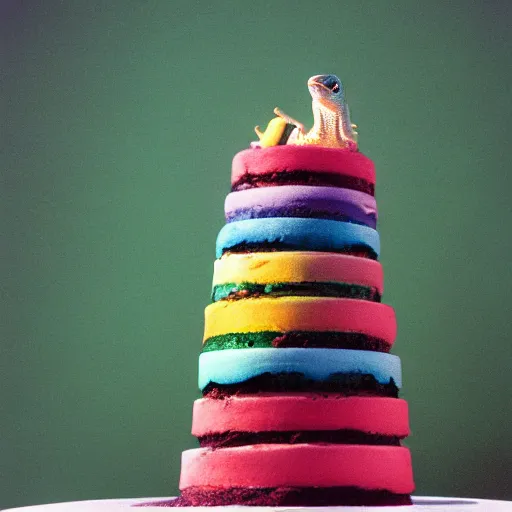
[215, 217, 380, 258]
[198, 347, 401, 391]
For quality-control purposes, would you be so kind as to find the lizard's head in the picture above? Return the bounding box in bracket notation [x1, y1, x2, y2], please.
[307, 74, 345, 109]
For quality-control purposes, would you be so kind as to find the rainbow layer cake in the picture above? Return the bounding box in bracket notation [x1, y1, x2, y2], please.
[171, 74, 414, 507]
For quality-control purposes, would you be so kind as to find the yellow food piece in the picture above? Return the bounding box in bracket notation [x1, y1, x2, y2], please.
[254, 117, 288, 147]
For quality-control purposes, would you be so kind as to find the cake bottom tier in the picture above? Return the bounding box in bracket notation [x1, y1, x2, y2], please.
[168, 486, 413, 507]
[176, 444, 414, 507]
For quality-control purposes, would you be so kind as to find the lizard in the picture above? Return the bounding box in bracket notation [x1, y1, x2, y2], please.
[254, 74, 358, 151]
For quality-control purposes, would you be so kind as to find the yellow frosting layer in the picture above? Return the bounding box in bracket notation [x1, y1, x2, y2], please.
[203, 296, 396, 343]
[212, 251, 383, 293]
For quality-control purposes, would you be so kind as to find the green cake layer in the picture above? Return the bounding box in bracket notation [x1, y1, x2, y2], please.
[202, 331, 390, 353]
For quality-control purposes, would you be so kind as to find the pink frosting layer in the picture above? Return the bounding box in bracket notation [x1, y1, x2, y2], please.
[192, 395, 410, 437]
[180, 444, 414, 494]
[213, 252, 384, 295]
[232, 146, 376, 187]
[204, 297, 397, 345]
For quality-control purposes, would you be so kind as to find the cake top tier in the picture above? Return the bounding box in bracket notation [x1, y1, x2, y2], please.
[253, 74, 358, 151]
[232, 146, 376, 195]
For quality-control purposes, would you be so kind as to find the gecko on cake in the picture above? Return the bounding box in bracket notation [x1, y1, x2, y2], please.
[168, 74, 415, 507]
[254, 74, 358, 150]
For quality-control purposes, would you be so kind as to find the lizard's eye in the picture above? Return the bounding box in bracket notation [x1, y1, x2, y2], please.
[319, 75, 341, 93]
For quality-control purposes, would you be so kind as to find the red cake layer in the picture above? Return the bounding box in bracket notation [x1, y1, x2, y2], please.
[192, 395, 409, 437]
[180, 444, 414, 494]
[231, 146, 376, 194]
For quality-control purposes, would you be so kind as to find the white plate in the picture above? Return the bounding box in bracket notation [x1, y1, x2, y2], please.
[3, 497, 512, 511]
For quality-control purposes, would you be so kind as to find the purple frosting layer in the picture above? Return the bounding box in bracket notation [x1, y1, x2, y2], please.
[225, 185, 377, 228]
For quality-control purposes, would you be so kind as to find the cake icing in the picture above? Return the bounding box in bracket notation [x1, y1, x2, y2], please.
[231, 145, 376, 194]
[203, 296, 396, 343]
[198, 347, 402, 391]
[212, 252, 384, 294]
[216, 217, 380, 258]
[192, 395, 410, 437]
[180, 445, 414, 493]
[225, 185, 377, 227]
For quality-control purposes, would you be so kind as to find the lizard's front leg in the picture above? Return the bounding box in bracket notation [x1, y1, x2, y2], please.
[273, 107, 305, 134]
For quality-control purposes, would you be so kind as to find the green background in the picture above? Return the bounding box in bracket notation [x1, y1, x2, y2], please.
[2, 0, 512, 508]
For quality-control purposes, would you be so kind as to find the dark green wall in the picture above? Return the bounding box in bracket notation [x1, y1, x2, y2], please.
[2, 0, 511, 508]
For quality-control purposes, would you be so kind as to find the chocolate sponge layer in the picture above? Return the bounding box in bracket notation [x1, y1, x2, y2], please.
[232, 170, 375, 196]
[203, 372, 399, 398]
[224, 241, 378, 260]
[198, 429, 401, 448]
[212, 280, 381, 302]
[163, 486, 412, 507]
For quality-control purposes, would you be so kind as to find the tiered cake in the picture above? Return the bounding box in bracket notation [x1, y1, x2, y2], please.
[172, 75, 414, 507]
